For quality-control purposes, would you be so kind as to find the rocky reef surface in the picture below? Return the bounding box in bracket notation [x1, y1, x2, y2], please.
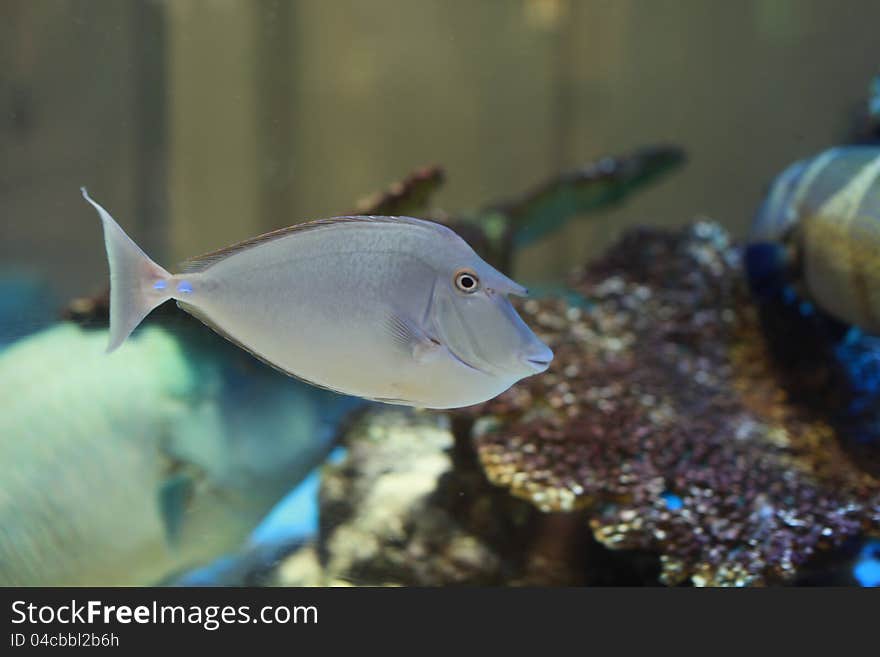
[275, 221, 880, 587]
[276, 409, 546, 586]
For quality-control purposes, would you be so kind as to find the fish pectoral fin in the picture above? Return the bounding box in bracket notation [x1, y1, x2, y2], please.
[413, 339, 444, 363]
[386, 312, 444, 363]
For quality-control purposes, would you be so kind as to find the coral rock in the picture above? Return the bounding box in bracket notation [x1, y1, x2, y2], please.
[461, 222, 880, 586]
[278, 409, 549, 586]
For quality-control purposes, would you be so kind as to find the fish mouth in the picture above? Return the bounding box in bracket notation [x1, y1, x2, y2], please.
[523, 357, 551, 373]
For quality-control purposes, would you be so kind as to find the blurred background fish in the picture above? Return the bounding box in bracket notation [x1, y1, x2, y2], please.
[746, 145, 880, 329]
[0, 319, 361, 586]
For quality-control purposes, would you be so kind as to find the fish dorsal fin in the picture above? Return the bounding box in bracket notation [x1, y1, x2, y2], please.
[178, 215, 450, 274]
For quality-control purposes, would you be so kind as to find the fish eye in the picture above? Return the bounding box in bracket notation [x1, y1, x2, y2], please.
[454, 269, 480, 294]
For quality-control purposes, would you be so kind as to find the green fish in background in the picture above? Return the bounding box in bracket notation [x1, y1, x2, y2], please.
[0, 321, 359, 586]
[361, 146, 686, 277]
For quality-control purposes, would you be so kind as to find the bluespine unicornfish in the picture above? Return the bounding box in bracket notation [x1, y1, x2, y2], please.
[82, 188, 552, 409]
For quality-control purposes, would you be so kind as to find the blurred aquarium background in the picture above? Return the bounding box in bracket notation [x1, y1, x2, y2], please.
[2, 0, 880, 587]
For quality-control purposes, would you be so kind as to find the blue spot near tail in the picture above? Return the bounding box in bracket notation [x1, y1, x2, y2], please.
[153, 280, 167, 290]
[660, 492, 683, 511]
[177, 280, 193, 294]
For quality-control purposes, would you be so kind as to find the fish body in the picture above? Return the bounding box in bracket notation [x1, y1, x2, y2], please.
[748, 146, 880, 332]
[83, 190, 552, 409]
[0, 322, 359, 586]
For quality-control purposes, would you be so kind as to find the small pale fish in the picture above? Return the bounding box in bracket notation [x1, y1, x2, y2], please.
[82, 189, 552, 409]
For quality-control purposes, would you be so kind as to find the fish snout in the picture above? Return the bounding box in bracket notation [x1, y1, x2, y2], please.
[520, 342, 554, 373]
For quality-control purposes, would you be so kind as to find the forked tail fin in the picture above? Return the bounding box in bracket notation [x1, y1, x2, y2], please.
[81, 187, 173, 352]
